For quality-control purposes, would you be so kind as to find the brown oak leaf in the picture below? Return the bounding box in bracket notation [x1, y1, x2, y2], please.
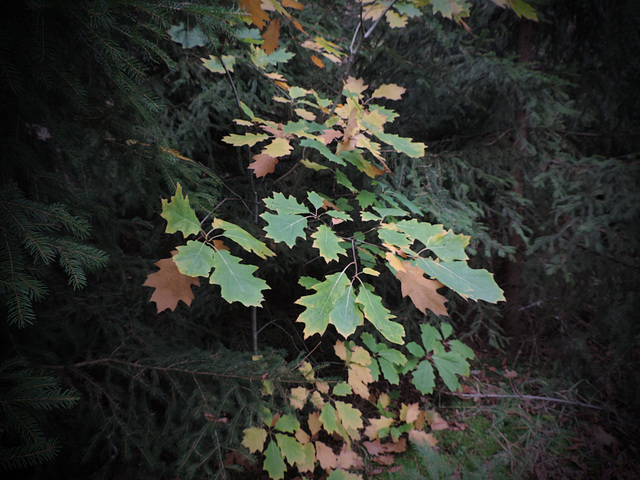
[143, 251, 199, 312]
[396, 263, 449, 316]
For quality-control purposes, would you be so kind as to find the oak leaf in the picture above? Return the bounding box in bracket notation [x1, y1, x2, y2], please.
[408, 429, 438, 447]
[335, 443, 364, 469]
[396, 263, 449, 316]
[239, 0, 269, 29]
[371, 83, 406, 101]
[262, 19, 280, 54]
[363, 416, 395, 440]
[144, 252, 200, 312]
[315, 441, 337, 470]
[249, 153, 278, 177]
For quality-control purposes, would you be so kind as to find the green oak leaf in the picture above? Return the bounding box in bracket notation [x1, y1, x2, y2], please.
[373, 131, 426, 158]
[299, 138, 345, 165]
[209, 250, 268, 307]
[263, 440, 287, 480]
[449, 339, 475, 359]
[420, 324, 442, 353]
[161, 183, 201, 237]
[333, 382, 352, 396]
[320, 403, 342, 436]
[261, 212, 307, 247]
[312, 224, 346, 262]
[378, 348, 407, 365]
[379, 357, 400, 384]
[425, 230, 470, 262]
[396, 219, 444, 244]
[222, 132, 269, 147]
[431, 0, 472, 19]
[378, 224, 412, 249]
[211, 218, 274, 258]
[275, 434, 306, 467]
[263, 193, 309, 214]
[406, 341, 425, 358]
[274, 414, 300, 433]
[329, 286, 363, 338]
[307, 191, 326, 210]
[432, 351, 470, 392]
[242, 426, 267, 453]
[356, 283, 404, 344]
[335, 400, 363, 434]
[440, 322, 454, 340]
[412, 359, 436, 395]
[174, 240, 215, 277]
[413, 257, 505, 302]
[296, 273, 350, 338]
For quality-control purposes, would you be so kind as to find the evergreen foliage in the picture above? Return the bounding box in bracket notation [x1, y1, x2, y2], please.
[0, 356, 78, 470]
[0, 0, 638, 478]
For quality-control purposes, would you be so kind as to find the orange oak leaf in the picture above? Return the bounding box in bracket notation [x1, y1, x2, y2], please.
[282, 0, 304, 9]
[425, 410, 450, 431]
[315, 441, 338, 470]
[143, 251, 200, 312]
[335, 443, 364, 469]
[308, 411, 322, 436]
[408, 429, 439, 447]
[396, 263, 449, 316]
[311, 55, 324, 68]
[320, 128, 343, 145]
[261, 18, 280, 54]
[239, 0, 269, 30]
[249, 153, 278, 178]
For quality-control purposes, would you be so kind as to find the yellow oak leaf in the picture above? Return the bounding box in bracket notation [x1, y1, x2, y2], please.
[371, 83, 406, 101]
[294, 108, 316, 121]
[143, 251, 200, 312]
[364, 416, 395, 440]
[262, 137, 292, 157]
[249, 153, 278, 178]
[385, 10, 408, 28]
[334, 340, 348, 360]
[348, 363, 373, 399]
[289, 386, 308, 409]
[344, 76, 368, 97]
[396, 263, 449, 316]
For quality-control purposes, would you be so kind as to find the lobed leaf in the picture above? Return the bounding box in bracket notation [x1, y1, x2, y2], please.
[209, 250, 268, 307]
[160, 183, 200, 237]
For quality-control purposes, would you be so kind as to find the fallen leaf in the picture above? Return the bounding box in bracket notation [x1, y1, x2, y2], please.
[335, 444, 364, 469]
[425, 410, 449, 431]
[408, 429, 438, 447]
[144, 251, 200, 312]
[315, 441, 338, 469]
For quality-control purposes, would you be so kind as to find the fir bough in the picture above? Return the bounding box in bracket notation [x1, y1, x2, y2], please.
[0, 356, 78, 470]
